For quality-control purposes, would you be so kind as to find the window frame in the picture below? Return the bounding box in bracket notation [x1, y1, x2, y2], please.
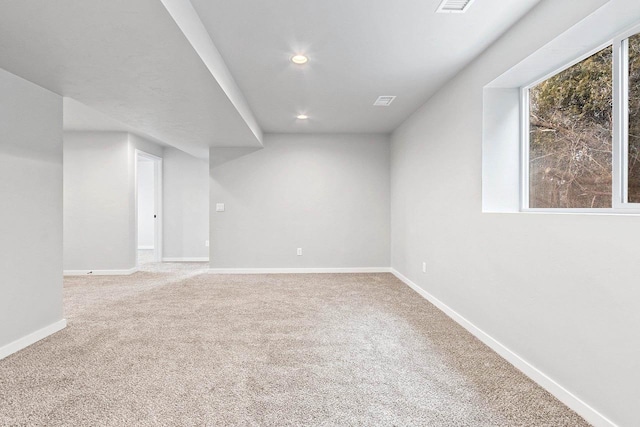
[520, 23, 640, 214]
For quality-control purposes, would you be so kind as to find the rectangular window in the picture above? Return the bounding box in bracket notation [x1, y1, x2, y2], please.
[523, 26, 640, 213]
[628, 33, 640, 203]
[528, 46, 613, 209]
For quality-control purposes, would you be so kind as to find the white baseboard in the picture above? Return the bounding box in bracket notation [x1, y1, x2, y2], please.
[208, 267, 391, 274]
[0, 319, 67, 360]
[391, 268, 616, 427]
[63, 267, 139, 276]
[162, 257, 209, 262]
[138, 246, 154, 250]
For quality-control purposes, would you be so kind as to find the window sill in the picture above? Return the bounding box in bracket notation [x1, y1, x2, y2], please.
[519, 208, 640, 216]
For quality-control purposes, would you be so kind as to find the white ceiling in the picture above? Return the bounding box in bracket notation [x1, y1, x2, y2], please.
[63, 98, 131, 134]
[63, 98, 166, 148]
[0, 0, 262, 158]
[0, 0, 541, 156]
[190, 0, 541, 134]
[490, 0, 640, 89]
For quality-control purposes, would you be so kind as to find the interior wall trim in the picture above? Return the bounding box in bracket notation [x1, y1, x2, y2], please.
[63, 267, 139, 276]
[207, 267, 392, 274]
[0, 319, 67, 360]
[390, 268, 617, 427]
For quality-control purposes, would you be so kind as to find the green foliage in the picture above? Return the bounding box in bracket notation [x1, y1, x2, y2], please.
[533, 48, 612, 126]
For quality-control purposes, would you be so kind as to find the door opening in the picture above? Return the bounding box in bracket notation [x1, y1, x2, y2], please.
[136, 150, 162, 265]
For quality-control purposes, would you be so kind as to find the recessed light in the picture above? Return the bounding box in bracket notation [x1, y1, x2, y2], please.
[296, 114, 309, 120]
[291, 55, 308, 65]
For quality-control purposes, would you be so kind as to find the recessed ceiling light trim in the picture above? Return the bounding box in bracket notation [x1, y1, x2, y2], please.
[291, 55, 309, 65]
[373, 96, 396, 107]
[436, 0, 476, 14]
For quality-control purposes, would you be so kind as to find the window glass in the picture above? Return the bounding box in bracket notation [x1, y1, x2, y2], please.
[628, 33, 640, 203]
[529, 46, 613, 208]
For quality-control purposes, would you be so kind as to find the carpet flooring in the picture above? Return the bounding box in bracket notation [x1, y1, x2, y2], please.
[0, 263, 590, 426]
[138, 249, 156, 266]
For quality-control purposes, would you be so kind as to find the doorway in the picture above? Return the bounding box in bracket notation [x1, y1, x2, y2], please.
[136, 150, 162, 265]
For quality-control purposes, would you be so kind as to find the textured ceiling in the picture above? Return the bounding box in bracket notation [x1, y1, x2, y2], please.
[190, 0, 541, 133]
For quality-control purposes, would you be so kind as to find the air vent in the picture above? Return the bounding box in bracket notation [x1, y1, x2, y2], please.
[436, 0, 476, 13]
[373, 96, 396, 107]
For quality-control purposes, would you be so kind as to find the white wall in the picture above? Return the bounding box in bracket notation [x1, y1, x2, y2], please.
[0, 67, 65, 354]
[64, 132, 165, 272]
[129, 133, 164, 158]
[163, 147, 209, 261]
[390, 1, 640, 426]
[64, 132, 134, 272]
[209, 134, 390, 269]
[137, 159, 155, 249]
[65, 130, 215, 269]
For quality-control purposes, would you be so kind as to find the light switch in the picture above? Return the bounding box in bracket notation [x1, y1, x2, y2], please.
[216, 203, 225, 212]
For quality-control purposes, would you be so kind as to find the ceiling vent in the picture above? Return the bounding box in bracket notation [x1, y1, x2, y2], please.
[373, 96, 396, 107]
[436, 0, 476, 13]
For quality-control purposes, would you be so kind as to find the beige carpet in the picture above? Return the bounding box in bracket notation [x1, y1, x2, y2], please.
[138, 249, 156, 265]
[0, 264, 590, 426]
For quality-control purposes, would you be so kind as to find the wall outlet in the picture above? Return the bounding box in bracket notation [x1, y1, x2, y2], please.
[422, 262, 427, 273]
[216, 203, 225, 212]
[297, 248, 303, 256]
[205, 240, 209, 247]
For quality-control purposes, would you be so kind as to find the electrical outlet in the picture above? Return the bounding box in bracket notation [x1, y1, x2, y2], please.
[216, 203, 225, 212]
[422, 262, 427, 273]
[205, 240, 209, 247]
[297, 248, 303, 256]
